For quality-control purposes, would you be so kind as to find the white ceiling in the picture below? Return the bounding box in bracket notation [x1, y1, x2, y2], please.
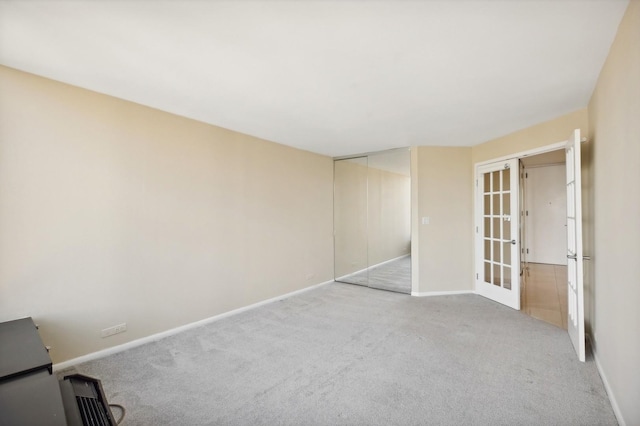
[0, 0, 628, 157]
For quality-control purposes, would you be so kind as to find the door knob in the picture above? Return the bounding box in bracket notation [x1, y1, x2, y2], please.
[567, 254, 590, 260]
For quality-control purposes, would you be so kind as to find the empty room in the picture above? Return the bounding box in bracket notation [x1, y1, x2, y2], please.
[0, 1, 638, 425]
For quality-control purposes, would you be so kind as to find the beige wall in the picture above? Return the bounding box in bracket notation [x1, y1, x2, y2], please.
[0, 66, 334, 363]
[415, 147, 473, 293]
[472, 109, 589, 164]
[587, 1, 640, 424]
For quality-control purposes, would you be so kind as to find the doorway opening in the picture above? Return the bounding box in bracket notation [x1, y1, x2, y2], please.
[520, 149, 568, 329]
[475, 129, 585, 361]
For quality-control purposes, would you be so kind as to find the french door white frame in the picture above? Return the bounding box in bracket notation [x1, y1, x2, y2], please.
[475, 159, 521, 309]
[565, 129, 586, 362]
[474, 140, 567, 306]
[474, 135, 586, 362]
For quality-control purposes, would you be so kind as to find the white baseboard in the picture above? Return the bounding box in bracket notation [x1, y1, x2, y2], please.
[411, 290, 476, 297]
[373, 253, 410, 268]
[53, 279, 334, 372]
[335, 267, 368, 282]
[336, 254, 410, 282]
[588, 335, 627, 426]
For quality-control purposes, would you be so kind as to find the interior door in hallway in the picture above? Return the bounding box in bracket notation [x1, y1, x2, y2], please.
[476, 159, 520, 310]
[565, 129, 586, 362]
[524, 164, 568, 265]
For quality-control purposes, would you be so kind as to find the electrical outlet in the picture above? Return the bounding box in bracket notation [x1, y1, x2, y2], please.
[101, 323, 127, 338]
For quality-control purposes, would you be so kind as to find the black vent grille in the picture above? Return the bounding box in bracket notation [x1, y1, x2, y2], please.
[76, 395, 112, 426]
[60, 374, 116, 426]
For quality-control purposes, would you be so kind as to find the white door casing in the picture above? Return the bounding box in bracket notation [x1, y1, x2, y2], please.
[565, 129, 586, 362]
[476, 159, 520, 310]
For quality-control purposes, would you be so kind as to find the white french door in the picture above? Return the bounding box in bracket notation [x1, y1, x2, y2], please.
[565, 129, 586, 362]
[476, 159, 520, 310]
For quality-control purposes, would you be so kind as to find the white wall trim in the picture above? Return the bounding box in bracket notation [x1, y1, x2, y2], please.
[372, 253, 410, 268]
[522, 162, 565, 169]
[411, 290, 475, 297]
[335, 254, 409, 282]
[588, 335, 627, 426]
[335, 266, 369, 281]
[475, 140, 567, 167]
[53, 279, 334, 372]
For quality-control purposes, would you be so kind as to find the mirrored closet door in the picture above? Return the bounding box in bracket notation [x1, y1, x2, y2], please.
[334, 156, 369, 286]
[333, 149, 411, 294]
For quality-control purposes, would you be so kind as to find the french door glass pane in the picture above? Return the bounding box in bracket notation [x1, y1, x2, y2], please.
[504, 244, 511, 265]
[502, 169, 510, 191]
[503, 193, 511, 215]
[492, 218, 501, 239]
[493, 263, 501, 286]
[493, 241, 501, 264]
[492, 195, 500, 216]
[503, 266, 512, 289]
[481, 165, 515, 292]
[504, 222, 511, 240]
[492, 171, 500, 192]
[484, 240, 491, 261]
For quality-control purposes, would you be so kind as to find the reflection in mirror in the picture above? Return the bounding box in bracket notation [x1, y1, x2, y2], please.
[334, 157, 369, 286]
[333, 149, 411, 294]
[366, 150, 411, 293]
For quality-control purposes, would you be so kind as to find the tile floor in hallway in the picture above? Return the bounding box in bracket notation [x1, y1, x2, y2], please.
[521, 262, 568, 329]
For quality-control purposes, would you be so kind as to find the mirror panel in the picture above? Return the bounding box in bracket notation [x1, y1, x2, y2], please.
[367, 150, 411, 293]
[334, 149, 411, 294]
[334, 157, 369, 286]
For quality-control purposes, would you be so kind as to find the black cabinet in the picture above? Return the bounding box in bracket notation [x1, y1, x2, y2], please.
[0, 317, 67, 426]
[0, 318, 53, 380]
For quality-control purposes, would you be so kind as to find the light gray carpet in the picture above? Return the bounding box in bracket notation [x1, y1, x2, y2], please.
[368, 256, 411, 294]
[338, 256, 411, 294]
[61, 283, 616, 425]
